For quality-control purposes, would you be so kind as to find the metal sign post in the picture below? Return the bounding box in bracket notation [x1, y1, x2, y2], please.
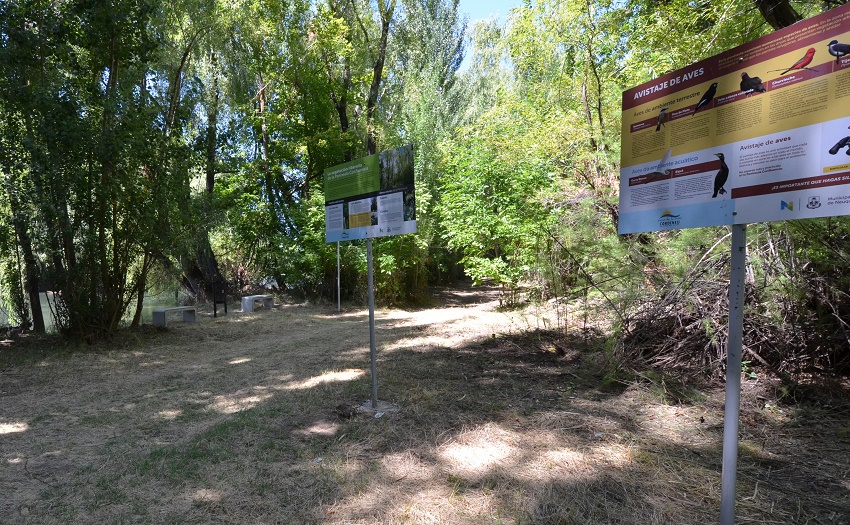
[323, 146, 415, 414]
[720, 223, 747, 524]
[366, 238, 378, 408]
[337, 241, 341, 312]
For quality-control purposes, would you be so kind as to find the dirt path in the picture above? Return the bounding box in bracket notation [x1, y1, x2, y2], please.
[1, 288, 848, 524]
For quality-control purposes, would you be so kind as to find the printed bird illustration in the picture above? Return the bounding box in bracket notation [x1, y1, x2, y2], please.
[645, 148, 672, 181]
[739, 72, 765, 95]
[712, 152, 729, 198]
[646, 169, 671, 182]
[828, 136, 850, 155]
[693, 83, 718, 116]
[829, 127, 850, 155]
[780, 48, 816, 75]
[828, 40, 850, 64]
[655, 107, 668, 132]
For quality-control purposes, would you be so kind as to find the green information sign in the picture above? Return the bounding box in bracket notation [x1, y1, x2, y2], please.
[323, 155, 380, 202]
[324, 145, 417, 243]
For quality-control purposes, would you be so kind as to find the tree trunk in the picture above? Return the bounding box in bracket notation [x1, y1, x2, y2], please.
[130, 251, 152, 328]
[206, 60, 219, 195]
[366, 0, 396, 155]
[754, 0, 803, 30]
[6, 189, 45, 333]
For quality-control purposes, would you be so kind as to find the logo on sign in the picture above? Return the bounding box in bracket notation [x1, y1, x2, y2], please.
[781, 200, 794, 211]
[807, 196, 821, 209]
[658, 210, 682, 228]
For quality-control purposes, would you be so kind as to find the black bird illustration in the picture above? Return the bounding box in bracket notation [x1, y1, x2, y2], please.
[828, 136, 850, 155]
[712, 153, 729, 198]
[739, 72, 765, 95]
[693, 83, 718, 116]
[828, 40, 850, 64]
[655, 107, 668, 131]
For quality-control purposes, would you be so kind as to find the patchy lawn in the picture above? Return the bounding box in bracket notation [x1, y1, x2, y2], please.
[1, 286, 848, 524]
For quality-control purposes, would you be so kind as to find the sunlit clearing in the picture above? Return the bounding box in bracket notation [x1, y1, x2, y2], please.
[401, 486, 499, 522]
[544, 448, 588, 469]
[228, 357, 252, 365]
[381, 451, 433, 482]
[292, 419, 341, 437]
[517, 447, 597, 482]
[439, 424, 518, 477]
[188, 488, 224, 503]
[0, 422, 28, 434]
[208, 389, 273, 414]
[158, 409, 182, 420]
[592, 443, 633, 468]
[283, 369, 365, 390]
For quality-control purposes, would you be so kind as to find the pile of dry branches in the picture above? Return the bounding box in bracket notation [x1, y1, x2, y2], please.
[620, 247, 850, 381]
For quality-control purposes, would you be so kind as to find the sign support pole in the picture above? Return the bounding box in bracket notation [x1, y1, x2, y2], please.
[337, 241, 341, 312]
[720, 223, 747, 525]
[366, 238, 378, 408]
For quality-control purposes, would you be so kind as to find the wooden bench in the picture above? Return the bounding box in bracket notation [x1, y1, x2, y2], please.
[241, 295, 274, 312]
[152, 306, 197, 327]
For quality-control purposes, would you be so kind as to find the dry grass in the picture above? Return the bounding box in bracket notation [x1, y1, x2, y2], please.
[0, 285, 848, 524]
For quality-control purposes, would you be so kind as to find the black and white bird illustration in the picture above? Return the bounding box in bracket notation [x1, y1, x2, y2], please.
[739, 72, 765, 95]
[828, 40, 850, 64]
[655, 107, 668, 132]
[712, 153, 729, 198]
[693, 83, 718, 116]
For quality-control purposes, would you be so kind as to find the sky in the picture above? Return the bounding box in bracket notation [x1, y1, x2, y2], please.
[457, 0, 522, 25]
[456, 0, 522, 70]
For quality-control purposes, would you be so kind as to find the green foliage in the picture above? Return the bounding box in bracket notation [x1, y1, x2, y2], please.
[0, 0, 848, 379]
[438, 106, 555, 292]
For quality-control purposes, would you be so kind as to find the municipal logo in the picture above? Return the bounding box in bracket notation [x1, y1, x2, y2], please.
[658, 210, 682, 228]
[807, 196, 821, 209]
[781, 200, 794, 211]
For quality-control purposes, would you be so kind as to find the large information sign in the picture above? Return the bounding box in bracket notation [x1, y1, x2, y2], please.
[324, 144, 417, 242]
[619, 3, 850, 234]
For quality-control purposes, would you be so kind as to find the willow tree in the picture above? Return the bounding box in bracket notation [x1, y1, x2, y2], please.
[0, 0, 196, 339]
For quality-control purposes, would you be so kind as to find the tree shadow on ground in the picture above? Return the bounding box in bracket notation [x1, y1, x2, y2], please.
[2, 294, 849, 524]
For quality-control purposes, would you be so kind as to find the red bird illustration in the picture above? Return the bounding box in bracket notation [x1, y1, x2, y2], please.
[780, 48, 816, 75]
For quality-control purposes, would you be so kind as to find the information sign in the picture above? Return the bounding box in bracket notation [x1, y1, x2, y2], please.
[619, 3, 850, 234]
[324, 145, 417, 242]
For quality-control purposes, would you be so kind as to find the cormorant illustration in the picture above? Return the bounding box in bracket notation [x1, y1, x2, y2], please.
[712, 153, 729, 198]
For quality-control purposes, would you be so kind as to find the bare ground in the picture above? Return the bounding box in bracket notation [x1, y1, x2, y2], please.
[1, 286, 849, 524]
